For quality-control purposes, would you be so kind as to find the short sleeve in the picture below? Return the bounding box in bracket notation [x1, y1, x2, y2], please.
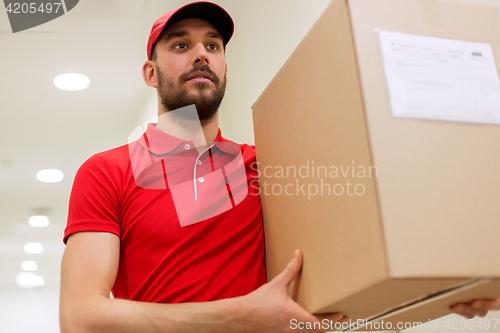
[63, 153, 123, 244]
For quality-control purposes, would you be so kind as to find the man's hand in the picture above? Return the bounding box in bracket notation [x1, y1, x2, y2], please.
[450, 299, 500, 319]
[236, 249, 347, 333]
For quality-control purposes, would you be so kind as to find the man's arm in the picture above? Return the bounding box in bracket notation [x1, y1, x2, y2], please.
[59, 232, 345, 333]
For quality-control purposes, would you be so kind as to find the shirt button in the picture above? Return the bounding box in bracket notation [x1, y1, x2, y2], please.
[197, 160, 202, 165]
[198, 177, 205, 183]
[184, 144, 190, 150]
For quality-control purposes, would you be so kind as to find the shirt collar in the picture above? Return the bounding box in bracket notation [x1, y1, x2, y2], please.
[137, 123, 238, 156]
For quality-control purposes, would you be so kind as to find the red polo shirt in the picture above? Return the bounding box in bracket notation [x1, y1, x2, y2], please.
[64, 124, 266, 303]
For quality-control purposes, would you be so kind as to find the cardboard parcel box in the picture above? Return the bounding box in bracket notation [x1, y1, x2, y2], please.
[252, 0, 500, 330]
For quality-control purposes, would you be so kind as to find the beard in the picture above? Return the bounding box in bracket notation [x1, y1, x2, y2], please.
[156, 63, 226, 124]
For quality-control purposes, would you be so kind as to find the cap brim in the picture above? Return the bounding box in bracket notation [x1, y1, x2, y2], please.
[166, 2, 234, 46]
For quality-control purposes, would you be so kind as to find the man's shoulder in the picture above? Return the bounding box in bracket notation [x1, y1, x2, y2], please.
[79, 144, 131, 173]
[69, 144, 133, 196]
[94, 143, 130, 158]
[240, 143, 256, 161]
[218, 136, 255, 156]
[222, 140, 256, 166]
[236, 142, 255, 156]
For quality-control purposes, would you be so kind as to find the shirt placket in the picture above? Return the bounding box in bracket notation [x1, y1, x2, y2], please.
[192, 144, 215, 200]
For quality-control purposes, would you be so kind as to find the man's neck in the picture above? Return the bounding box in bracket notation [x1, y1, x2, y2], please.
[156, 109, 219, 153]
[201, 113, 219, 146]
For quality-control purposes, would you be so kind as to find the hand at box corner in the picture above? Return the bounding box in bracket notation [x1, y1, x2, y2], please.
[239, 249, 348, 332]
[449, 299, 500, 319]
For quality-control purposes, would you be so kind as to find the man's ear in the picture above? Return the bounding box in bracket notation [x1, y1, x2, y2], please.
[142, 60, 158, 88]
[225, 63, 228, 87]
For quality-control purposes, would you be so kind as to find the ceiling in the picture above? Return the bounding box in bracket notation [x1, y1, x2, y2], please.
[1, 0, 500, 332]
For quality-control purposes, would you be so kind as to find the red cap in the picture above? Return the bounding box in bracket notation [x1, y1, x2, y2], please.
[147, 1, 234, 60]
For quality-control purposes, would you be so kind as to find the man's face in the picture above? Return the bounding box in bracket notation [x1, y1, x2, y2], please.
[152, 18, 227, 123]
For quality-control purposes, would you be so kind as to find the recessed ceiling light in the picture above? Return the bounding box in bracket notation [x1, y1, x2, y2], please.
[24, 242, 43, 254]
[36, 169, 63, 183]
[28, 215, 50, 227]
[54, 73, 90, 91]
[16, 272, 45, 288]
[21, 261, 38, 271]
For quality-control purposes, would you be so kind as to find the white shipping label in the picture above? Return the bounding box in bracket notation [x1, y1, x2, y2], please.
[378, 30, 500, 125]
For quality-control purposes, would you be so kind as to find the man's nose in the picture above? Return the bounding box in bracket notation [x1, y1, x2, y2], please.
[193, 42, 208, 65]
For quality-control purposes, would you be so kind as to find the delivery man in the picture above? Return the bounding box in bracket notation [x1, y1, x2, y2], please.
[59, 2, 499, 332]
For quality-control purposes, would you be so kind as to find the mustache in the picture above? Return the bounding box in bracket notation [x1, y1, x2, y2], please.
[178, 64, 220, 84]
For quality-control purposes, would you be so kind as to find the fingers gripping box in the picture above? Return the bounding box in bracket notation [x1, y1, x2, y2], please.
[251, 0, 500, 330]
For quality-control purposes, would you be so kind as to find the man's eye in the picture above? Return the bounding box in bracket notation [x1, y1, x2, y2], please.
[174, 43, 187, 49]
[207, 44, 218, 50]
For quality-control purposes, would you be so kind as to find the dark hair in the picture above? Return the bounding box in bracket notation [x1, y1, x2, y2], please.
[150, 44, 159, 61]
